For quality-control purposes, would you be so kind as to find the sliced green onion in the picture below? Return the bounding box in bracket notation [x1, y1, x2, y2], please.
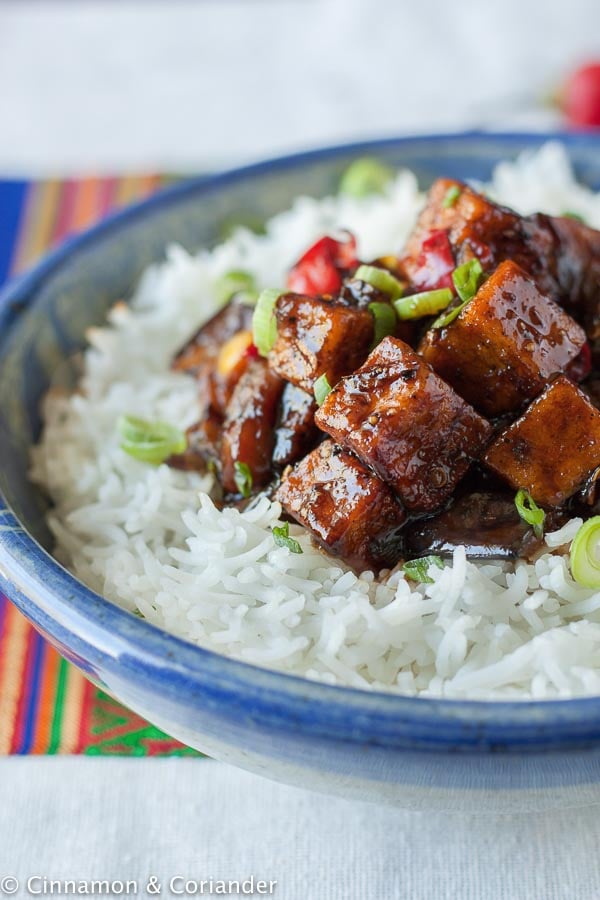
[234, 461, 253, 498]
[355, 264, 404, 301]
[214, 270, 257, 306]
[403, 556, 444, 584]
[252, 289, 281, 356]
[339, 157, 394, 197]
[452, 258, 483, 303]
[368, 301, 397, 347]
[272, 522, 303, 554]
[118, 415, 187, 465]
[314, 373, 333, 406]
[393, 288, 453, 321]
[442, 185, 461, 208]
[514, 489, 545, 539]
[432, 299, 468, 329]
[562, 211, 585, 223]
[570, 516, 600, 588]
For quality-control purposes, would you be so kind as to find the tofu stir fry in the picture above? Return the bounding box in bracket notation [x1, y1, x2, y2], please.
[166, 176, 600, 573]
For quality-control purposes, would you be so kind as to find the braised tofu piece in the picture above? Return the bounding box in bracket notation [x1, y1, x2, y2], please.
[272, 383, 319, 468]
[400, 178, 553, 291]
[420, 261, 586, 416]
[549, 214, 600, 344]
[220, 359, 284, 494]
[400, 178, 600, 343]
[315, 337, 493, 512]
[483, 376, 600, 507]
[275, 440, 406, 572]
[172, 297, 253, 378]
[267, 292, 374, 393]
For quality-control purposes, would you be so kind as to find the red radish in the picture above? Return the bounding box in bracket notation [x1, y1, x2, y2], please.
[563, 63, 600, 127]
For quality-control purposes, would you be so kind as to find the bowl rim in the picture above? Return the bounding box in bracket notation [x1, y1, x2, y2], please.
[3, 129, 600, 746]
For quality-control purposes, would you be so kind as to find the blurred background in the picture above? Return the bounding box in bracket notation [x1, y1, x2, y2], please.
[1, 0, 600, 177]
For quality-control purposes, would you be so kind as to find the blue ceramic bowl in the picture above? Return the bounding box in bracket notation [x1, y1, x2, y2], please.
[3, 132, 600, 812]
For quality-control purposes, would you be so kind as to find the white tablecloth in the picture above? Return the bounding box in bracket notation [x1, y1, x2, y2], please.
[0, 757, 599, 900]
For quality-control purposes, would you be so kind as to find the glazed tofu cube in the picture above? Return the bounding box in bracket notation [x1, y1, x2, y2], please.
[275, 440, 406, 572]
[483, 376, 600, 507]
[220, 359, 284, 494]
[272, 382, 319, 467]
[267, 293, 374, 393]
[315, 337, 493, 512]
[420, 261, 586, 416]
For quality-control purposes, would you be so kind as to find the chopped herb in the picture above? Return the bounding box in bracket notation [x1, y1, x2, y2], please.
[442, 185, 461, 208]
[562, 211, 585, 223]
[514, 488, 545, 539]
[339, 157, 394, 197]
[394, 288, 453, 320]
[272, 522, 303, 554]
[214, 270, 257, 306]
[118, 415, 187, 465]
[368, 301, 397, 347]
[314, 373, 333, 406]
[234, 461, 253, 498]
[403, 556, 444, 583]
[570, 516, 600, 587]
[252, 289, 281, 356]
[354, 264, 404, 301]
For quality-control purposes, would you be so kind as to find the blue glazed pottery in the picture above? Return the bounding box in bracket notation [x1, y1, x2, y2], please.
[2, 132, 600, 812]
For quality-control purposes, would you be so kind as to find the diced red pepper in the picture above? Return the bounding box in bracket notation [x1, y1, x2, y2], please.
[287, 233, 358, 296]
[410, 229, 455, 290]
[566, 341, 592, 382]
[244, 342, 260, 360]
[563, 63, 600, 128]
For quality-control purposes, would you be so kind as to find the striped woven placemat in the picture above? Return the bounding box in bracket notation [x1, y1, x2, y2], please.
[0, 175, 199, 755]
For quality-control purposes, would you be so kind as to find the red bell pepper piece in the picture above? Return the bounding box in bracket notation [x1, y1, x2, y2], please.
[410, 229, 455, 290]
[287, 233, 358, 295]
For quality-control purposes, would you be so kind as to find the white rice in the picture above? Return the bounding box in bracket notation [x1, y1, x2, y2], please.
[30, 142, 600, 700]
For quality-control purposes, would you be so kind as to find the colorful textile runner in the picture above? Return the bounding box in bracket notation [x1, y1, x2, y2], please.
[0, 175, 198, 755]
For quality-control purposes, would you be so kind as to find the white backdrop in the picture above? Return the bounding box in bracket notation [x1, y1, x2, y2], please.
[1, 0, 599, 174]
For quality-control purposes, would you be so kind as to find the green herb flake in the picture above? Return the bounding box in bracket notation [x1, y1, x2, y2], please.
[562, 211, 585, 224]
[514, 488, 545, 539]
[314, 373, 333, 406]
[442, 185, 461, 209]
[234, 461, 253, 498]
[339, 157, 394, 198]
[403, 556, 444, 584]
[272, 522, 303, 554]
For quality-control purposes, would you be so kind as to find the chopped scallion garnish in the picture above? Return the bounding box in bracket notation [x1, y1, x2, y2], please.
[118, 415, 187, 465]
[393, 288, 453, 321]
[570, 516, 600, 587]
[233, 461, 253, 498]
[355, 264, 404, 301]
[215, 270, 257, 306]
[272, 522, 303, 554]
[403, 556, 444, 584]
[314, 373, 333, 406]
[442, 185, 461, 208]
[452, 258, 484, 303]
[252, 289, 281, 356]
[339, 157, 394, 197]
[514, 489, 545, 539]
[368, 301, 397, 347]
[562, 211, 585, 223]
